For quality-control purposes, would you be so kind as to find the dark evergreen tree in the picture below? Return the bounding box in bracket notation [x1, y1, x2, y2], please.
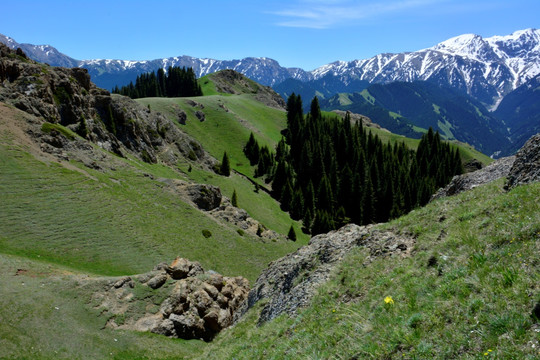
[220, 151, 231, 176]
[112, 66, 202, 98]
[311, 209, 334, 235]
[287, 225, 297, 241]
[231, 189, 238, 207]
[240, 96, 462, 236]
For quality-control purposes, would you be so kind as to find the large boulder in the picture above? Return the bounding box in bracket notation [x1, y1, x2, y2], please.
[92, 258, 249, 342]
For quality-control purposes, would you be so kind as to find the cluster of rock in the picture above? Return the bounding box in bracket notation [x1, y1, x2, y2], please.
[239, 224, 415, 324]
[0, 43, 214, 169]
[94, 258, 249, 341]
[159, 178, 283, 240]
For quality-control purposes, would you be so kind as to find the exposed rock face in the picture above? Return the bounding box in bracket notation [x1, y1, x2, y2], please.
[185, 184, 222, 211]
[90, 258, 249, 342]
[0, 43, 215, 169]
[239, 224, 415, 324]
[505, 133, 540, 189]
[431, 156, 515, 200]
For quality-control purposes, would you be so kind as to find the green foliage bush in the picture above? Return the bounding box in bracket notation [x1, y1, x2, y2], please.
[201, 229, 212, 238]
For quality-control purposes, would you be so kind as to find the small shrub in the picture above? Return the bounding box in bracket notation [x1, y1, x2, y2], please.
[77, 116, 88, 138]
[202, 229, 212, 238]
[407, 313, 423, 328]
[53, 85, 71, 105]
[237, 229, 245, 236]
[140, 149, 154, 164]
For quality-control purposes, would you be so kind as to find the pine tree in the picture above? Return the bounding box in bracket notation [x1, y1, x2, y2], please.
[231, 189, 238, 207]
[311, 209, 334, 235]
[302, 208, 313, 234]
[289, 188, 304, 220]
[287, 225, 297, 241]
[220, 151, 231, 176]
[280, 180, 293, 212]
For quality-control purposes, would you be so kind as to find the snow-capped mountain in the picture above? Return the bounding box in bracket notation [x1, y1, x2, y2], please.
[1, 29, 538, 107]
[309, 29, 540, 108]
[0, 33, 311, 90]
[0, 34, 78, 68]
[80, 56, 312, 91]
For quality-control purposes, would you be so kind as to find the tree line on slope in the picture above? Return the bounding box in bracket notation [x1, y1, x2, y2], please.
[245, 94, 463, 235]
[112, 66, 202, 99]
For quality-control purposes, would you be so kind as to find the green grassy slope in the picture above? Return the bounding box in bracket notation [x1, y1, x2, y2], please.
[0, 71, 510, 359]
[201, 179, 540, 359]
[0, 103, 304, 358]
[135, 93, 307, 241]
[0, 141, 302, 281]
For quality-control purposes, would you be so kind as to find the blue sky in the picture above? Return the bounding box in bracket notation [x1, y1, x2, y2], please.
[3, 0, 539, 70]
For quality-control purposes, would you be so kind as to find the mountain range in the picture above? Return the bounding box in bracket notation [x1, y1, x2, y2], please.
[321, 81, 511, 156]
[1, 40, 539, 359]
[2, 29, 539, 108]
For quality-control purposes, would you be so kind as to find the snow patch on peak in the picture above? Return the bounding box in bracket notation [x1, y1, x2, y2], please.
[429, 33, 488, 58]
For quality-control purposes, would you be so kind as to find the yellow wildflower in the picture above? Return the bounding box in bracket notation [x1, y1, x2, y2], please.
[384, 296, 394, 305]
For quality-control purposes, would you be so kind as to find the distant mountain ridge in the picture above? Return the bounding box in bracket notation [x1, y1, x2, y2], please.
[1, 29, 539, 107]
[321, 81, 511, 156]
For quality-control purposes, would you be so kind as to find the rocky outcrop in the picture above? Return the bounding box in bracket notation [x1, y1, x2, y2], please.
[505, 133, 540, 189]
[209, 200, 282, 240]
[331, 110, 385, 131]
[158, 178, 283, 240]
[0, 43, 215, 169]
[208, 69, 286, 110]
[431, 156, 515, 200]
[90, 258, 249, 341]
[431, 133, 540, 199]
[186, 184, 222, 211]
[239, 224, 415, 324]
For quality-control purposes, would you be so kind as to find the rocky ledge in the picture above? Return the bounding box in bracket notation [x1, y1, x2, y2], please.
[431, 132, 540, 200]
[430, 156, 515, 200]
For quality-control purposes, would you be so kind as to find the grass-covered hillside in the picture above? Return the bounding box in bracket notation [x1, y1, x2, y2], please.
[0, 93, 303, 358]
[201, 178, 540, 359]
[1, 59, 527, 360]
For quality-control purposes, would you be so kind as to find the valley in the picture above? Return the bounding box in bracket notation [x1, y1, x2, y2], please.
[0, 25, 539, 360]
